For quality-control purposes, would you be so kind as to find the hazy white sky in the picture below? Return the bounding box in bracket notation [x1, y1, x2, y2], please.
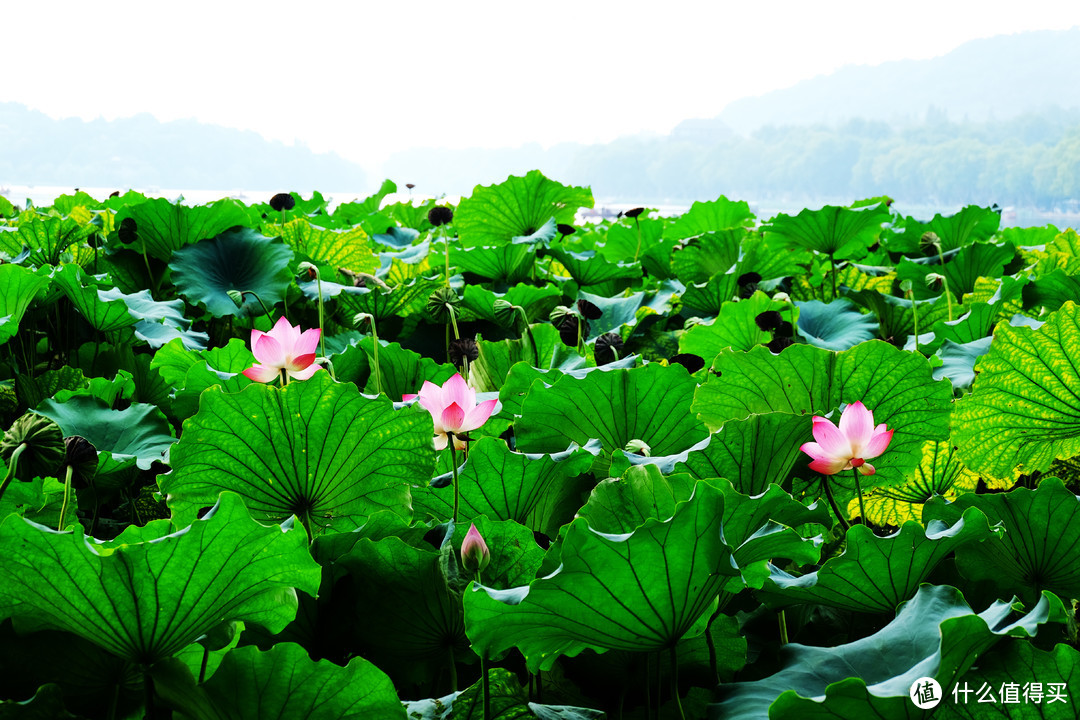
[6, 1, 1080, 169]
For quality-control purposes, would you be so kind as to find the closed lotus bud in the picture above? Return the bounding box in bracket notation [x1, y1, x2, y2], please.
[899, 279, 914, 294]
[920, 231, 941, 249]
[461, 523, 490, 574]
[594, 332, 624, 366]
[269, 193, 296, 212]
[297, 261, 318, 280]
[737, 271, 762, 299]
[669, 353, 705, 373]
[925, 273, 945, 291]
[449, 337, 479, 366]
[556, 224, 576, 236]
[754, 310, 783, 331]
[226, 290, 245, 308]
[428, 206, 454, 227]
[623, 207, 645, 219]
[624, 439, 651, 456]
[772, 292, 790, 303]
[577, 298, 603, 320]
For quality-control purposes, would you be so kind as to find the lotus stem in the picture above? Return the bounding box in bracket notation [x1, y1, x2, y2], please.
[239, 290, 274, 322]
[444, 230, 451, 285]
[311, 267, 334, 380]
[633, 216, 643, 261]
[57, 464, 74, 531]
[907, 288, 920, 355]
[670, 644, 685, 720]
[853, 468, 868, 529]
[829, 252, 837, 300]
[357, 314, 382, 396]
[143, 669, 157, 720]
[821, 476, 850, 531]
[516, 306, 538, 366]
[936, 244, 954, 321]
[448, 643, 458, 692]
[449, 433, 460, 523]
[779, 609, 789, 645]
[198, 645, 210, 684]
[704, 605, 723, 684]
[476, 567, 491, 720]
[0, 442, 27, 503]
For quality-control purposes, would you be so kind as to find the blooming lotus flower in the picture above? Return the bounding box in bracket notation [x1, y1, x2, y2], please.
[461, 523, 490, 574]
[242, 317, 321, 383]
[800, 401, 893, 476]
[403, 373, 498, 451]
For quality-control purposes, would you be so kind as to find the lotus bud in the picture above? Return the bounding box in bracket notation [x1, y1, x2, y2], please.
[624, 439, 652, 457]
[772, 292, 791, 303]
[899, 279, 914, 294]
[428, 206, 454, 227]
[297, 261, 318, 281]
[269, 193, 296, 212]
[226, 290, 245, 308]
[461, 523, 490, 574]
[920, 231, 941, 249]
[63, 436, 98, 489]
[926, 273, 945, 291]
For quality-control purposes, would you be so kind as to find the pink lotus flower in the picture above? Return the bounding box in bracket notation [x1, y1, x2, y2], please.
[461, 523, 490, 574]
[800, 401, 893, 476]
[403, 373, 498, 451]
[242, 317, 321, 383]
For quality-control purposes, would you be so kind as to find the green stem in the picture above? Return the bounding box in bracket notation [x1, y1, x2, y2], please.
[58, 464, 74, 532]
[143, 669, 157, 720]
[516, 306, 539, 365]
[359, 315, 382, 396]
[829, 253, 837, 300]
[199, 645, 210, 684]
[298, 508, 313, 543]
[476, 567, 490, 720]
[314, 269, 334, 380]
[704, 605, 723, 684]
[444, 230, 451, 285]
[908, 290, 920, 354]
[821, 476, 850, 531]
[633, 217, 642, 261]
[853, 468, 868, 529]
[936, 245, 954, 321]
[446, 304, 461, 340]
[448, 643, 458, 692]
[240, 290, 274, 321]
[141, 240, 158, 296]
[0, 443, 27, 503]
[779, 609, 789, 645]
[449, 433, 460, 523]
[279, 368, 289, 387]
[669, 644, 686, 720]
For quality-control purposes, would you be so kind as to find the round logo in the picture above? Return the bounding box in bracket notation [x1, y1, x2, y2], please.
[909, 677, 943, 709]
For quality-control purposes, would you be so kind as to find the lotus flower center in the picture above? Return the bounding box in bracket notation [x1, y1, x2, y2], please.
[851, 458, 865, 467]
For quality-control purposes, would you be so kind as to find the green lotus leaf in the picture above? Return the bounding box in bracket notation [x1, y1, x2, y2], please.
[679, 291, 785, 357]
[469, 324, 586, 394]
[764, 203, 891, 259]
[461, 283, 560, 327]
[14, 366, 87, 413]
[693, 341, 953, 490]
[115, 197, 251, 261]
[576, 289, 647, 340]
[275, 217, 379, 275]
[935, 640, 1079, 719]
[0, 477, 66, 527]
[931, 302, 998, 345]
[33, 396, 175, 471]
[933, 337, 993, 391]
[923, 478, 1080, 605]
[456, 170, 593, 248]
[0, 683, 78, 718]
[1023, 269, 1080, 313]
[759, 507, 999, 613]
[333, 179, 397, 223]
[50, 264, 137, 333]
[163, 372, 432, 530]
[1, 214, 95, 266]
[411, 436, 598, 536]
[600, 216, 675, 279]
[0, 195, 13, 217]
[675, 412, 813, 496]
[953, 302, 1080, 480]
[846, 290, 952, 347]
[0, 265, 50, 345]
[666, 196, 755, 240]
[893, 205, 1001, 253]
[547, 243, 640, 287]
[372, 225, 421, 249]
[450, 243, 536, 284]
[150, 337, 253, 389]
[438, 668, 605, 720]
[358, 338, 458, 398]
[740, 230, 810, 282]
[795, 298, 878, 351]
[464, 480, 739, 672]
[680, 271, 739, 318]
[171, 228, 294, 318]
[153, 643, 405, 720]
[0, 492, 320, 665]
[515, 363, 709, 460]
[327, 276, 444, 323]
[711, 584, 1066, 720]
[670, 228, 745, 284]
[943, 240, 1017, 297]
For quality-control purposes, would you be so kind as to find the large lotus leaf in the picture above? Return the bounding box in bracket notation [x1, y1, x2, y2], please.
[470, 324, 587, 394]
[49, 264, 137, 333]
[943, 240, 1017, 297]
[923, 478, 1080, 605]
[675, 412, 813, 496]
[600, 217, 675, 279]
[354, 338, 457, 398]
[327, 276, 443, 323]
[515, 363, 709, 460]
[0, 265, 50, 344]
[154, 643, 405, 720]
[332, 179, 397, 223]
[0, 492, 320, 665]
[759, 507, 999, 614]
[795, 298, 878, 351]
[449, 243, 536, 284]
[894, 205, 1001, 253]
[171, 228, 294, 318]
[933, 337, 993, 391]
[163, 372, 433, 530]
[670, 228, 745, 284]
[693, 341, 953, 490]
[115, 197, 251, 261]
[461, 283, 560, 327]
[406, 669, 605, 720]
[372, 225, 421, 249]
[115, 288, 208, 349]
[2, 214, 95, 266]
[411, 437, 598, 536]
[764, 203, 891, 259]
[711, 584, 1066, 720]
[455, 171, 593, 248]
[547, 243, 640, 287]
[274, 218, 379, 274]
[464, 481, 740, 672]
[739, 230, 810, 282]
[679, 291, 784, 357]
[666, 196, 755, 240]
[936, 640, 1079, 719]
[953, 302, 1080, 480]
[1023, 269, 1080, 313]
[33, 396, 175, 471]
[576, 289, 647, 340]
[680, 271, 739, 318]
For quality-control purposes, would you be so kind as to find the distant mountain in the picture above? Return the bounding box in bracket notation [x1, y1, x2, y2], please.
[715, 28, 1080, 133]
[0, 103, 368, 191]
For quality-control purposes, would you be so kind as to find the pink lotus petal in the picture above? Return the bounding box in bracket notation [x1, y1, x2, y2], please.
[254, 334, 286, 367]
[434, 432, 448, 451]
[811, 417, 850, 457]
[294, 328, 321, 357]
[243, 364, 281, 383]
[289, 363, 320, 381]
[250, 328, 266, 349]
[856, 461, 876, 476]
[268, 315, 296, 343]
[442, 373, 472, 411]
[808, 456, 848, 475]
[287, 352, 317, 372]
[461, 398, 499, 431]
[863, 428, 894, 459]
[441, 402, 466, 433]
[402, 393, 418, 402]
[839, 401, 875, 449]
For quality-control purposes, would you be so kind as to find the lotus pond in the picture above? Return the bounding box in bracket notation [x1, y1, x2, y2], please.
[0, 173, 1077, 719]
